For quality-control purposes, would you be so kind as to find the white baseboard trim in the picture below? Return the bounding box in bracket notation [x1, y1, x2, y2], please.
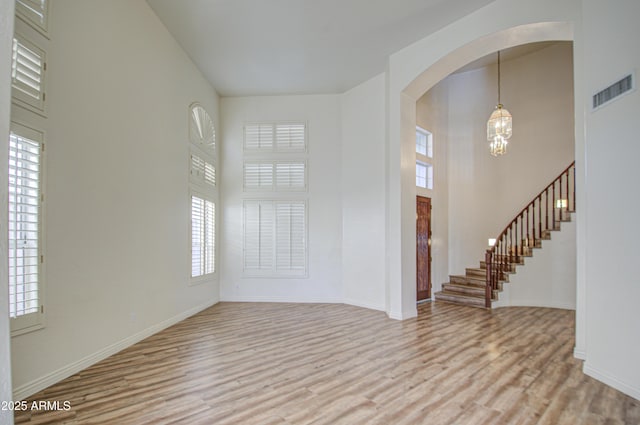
[13, 299, 218, 401]
[220, 295, 343, 304]
[573, 347, 586, 360]
[584, 362, 640, 401]
[492, 299, 576, 310]
[387, 308, 418, 321]
[342, 298, 385, 312]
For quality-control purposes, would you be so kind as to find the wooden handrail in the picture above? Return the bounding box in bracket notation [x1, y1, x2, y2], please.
[485, 161, 575, 307]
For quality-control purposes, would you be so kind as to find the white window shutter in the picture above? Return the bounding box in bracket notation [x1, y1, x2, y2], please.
[242, 121, 307, 276]
[276, 202, 306, 272]
[189, 105, 216, 154]
[244, 124, 274, 151]
[244, 162, 274, 191]
[244, 201, 274, 271]
[11, 34, 46, 113]
[244, 161, 306, 192]
[275, 161, 306, 191]
[275, 123, 306, 151]
[191, 152, 216, 188]
[16, 0, 48, 34]
[204, 201, 215, 275]
[191, 197, 204, 277]
[191, 195, 215, 277]
[8, 130, 42, 320]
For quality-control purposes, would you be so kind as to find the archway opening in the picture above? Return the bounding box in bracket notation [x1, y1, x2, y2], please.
[390, 22, 575, 319]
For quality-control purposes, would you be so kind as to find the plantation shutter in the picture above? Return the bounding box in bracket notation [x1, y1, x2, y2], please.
[204, 200, 215, 275]
[189, 105, 216, 153]
[244, 161, 306, 191]
[16, 0, 48, 34]
[11, 35, 46, 112]
[275, 162, 306, 190]
[244, 201, 274, 271]
[8, 130, 42, 319]
[191, 153, 216, 188]
[191, 196, 215, 277]
[244, 162, 274, 190]
[244, 200, 306, 275]
[276, 201, 306, 272]
[244, 124, 274, 151]
[244, 122, 306, 152]
[275, 123, 306, 151]
[242, 121, 307, 276]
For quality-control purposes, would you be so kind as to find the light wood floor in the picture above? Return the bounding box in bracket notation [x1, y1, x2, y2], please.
[14, 302, 640, 424]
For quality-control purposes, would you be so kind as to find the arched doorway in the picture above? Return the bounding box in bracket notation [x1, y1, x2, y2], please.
[385, 22, 575, 320]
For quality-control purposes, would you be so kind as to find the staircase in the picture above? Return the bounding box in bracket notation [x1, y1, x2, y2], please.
[435, 162, 576, 308]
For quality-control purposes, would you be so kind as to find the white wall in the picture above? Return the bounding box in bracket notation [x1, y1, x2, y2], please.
[494, 216, 576, 309]
[10, 0, 220, 399]
[340, 74, 387, 311]
[582, 0, 640, 400]
[0, 1, 15, 423]
[220, 95, 343, 303]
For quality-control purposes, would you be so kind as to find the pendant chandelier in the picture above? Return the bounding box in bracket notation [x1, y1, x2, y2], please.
[487, 51, 512, 156]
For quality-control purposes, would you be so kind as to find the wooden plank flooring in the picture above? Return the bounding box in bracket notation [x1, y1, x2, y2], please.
[14, 302, 640, 424]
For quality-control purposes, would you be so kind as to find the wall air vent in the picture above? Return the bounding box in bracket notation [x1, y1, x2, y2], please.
[592, 73, 634, 110]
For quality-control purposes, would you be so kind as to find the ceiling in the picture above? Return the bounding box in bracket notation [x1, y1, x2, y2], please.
[146, 0, 496, 97]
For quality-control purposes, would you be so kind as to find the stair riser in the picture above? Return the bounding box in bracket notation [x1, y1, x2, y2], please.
[440, 286, 500, 300]
[480, 259, 522, 269]
[450, 276, 484, 287]
[465, 268, 486, 278]
[434, 292, 486, 308]
[442, 284, 484, 297]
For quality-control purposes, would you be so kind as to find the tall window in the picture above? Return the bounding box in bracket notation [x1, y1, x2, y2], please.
[189, 104, 217, 280]
[191, 195, 215, 277]
[416, 126, 433, 190]
[416, 127, 432, 157]
[416, 161, 433, 189]
[9, 3, 49, 334]
[8, 123, 44, 333]
[242, 122, 308, 277]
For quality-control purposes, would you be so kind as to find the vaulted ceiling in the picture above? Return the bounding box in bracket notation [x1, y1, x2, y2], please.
[146, 0, 496, 96]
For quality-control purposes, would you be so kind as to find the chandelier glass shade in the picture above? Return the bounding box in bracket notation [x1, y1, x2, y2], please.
[487, 51, 512, 156]
[489, 134, 509, 156]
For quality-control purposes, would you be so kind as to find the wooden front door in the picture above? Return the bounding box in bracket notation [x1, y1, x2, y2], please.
[417, 196, 432, 301]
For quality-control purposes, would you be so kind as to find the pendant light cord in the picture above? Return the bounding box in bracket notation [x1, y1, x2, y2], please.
[497, 51, 501, 106]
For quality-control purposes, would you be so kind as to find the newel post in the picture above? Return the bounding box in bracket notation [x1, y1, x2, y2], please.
[485, 250, 493, 308]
